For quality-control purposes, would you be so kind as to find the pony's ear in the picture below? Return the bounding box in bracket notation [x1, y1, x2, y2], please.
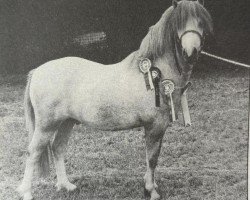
[197, 0, 204, 6]
[172, 0, 178, 8]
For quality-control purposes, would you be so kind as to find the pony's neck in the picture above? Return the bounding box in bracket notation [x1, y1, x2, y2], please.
[150, 44, 193, 88]
[119, 51, 140, 69]
[119, 47, 193, 88]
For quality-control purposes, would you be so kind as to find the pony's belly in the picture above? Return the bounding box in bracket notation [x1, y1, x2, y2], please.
[73, 103, 145, 131]
[84, 118, 142, 131]
[70, 90, 159, 131]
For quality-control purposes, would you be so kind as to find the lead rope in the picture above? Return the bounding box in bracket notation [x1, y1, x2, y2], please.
[201, 51, 250, 69]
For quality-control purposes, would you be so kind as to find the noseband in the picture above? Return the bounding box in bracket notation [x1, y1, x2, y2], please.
[178, 30, 205, 50]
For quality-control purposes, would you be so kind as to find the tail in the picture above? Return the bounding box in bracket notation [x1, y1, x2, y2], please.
[24, 70, 51, 177]
[24, 70, 35, 141]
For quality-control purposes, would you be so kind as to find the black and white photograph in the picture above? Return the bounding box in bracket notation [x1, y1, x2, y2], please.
[0, 0, 249, 199]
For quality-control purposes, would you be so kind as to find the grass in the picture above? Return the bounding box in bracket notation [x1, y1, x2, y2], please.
[0, 64, 248, 200]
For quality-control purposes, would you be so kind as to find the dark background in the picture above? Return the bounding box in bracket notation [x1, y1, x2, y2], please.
[0, 0, 249, 74]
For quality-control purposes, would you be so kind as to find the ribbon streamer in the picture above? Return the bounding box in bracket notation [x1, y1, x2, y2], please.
[144, 73, 150, 90]
[151, 67, 161, 107]
[162, 79, 176, 122]
[181, 81, 192, 126]
[169, 93, 176, 121]
[148, 72, 154, 90]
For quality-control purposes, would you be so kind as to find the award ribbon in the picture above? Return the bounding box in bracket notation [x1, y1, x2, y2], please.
[139, 58, 154, 90]
[150, 67, 161, 107]
[162, 79, 176, 122]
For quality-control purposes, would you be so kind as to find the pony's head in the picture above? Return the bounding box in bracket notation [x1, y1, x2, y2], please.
[172, 0, 213, 64]
[138, 0, 213, 65]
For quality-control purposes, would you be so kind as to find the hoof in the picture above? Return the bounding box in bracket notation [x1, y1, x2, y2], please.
[144, 187, 151, 198]
[56, 181, 77, 192]
[17, 185, 33, 200]
[185, 123, 191, 127]
[22, 193, 34, 200]
[17, 192, 33, 200]
[150, 190, 160, 200]
[144, 188, 160, 200]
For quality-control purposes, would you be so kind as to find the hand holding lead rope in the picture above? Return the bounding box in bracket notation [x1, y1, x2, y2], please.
[162, 79, 176, 122]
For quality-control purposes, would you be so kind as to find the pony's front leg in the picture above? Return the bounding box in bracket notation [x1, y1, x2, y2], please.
[144, 123, 165, 200]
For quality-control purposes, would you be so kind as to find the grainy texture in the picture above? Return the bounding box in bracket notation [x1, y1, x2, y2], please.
[0, 65, 248, 200]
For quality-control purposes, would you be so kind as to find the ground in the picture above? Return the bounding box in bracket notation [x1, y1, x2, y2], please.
[0, 63, 248, 200]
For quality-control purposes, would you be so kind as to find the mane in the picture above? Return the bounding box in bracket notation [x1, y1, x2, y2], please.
[138, 0, 213, 59]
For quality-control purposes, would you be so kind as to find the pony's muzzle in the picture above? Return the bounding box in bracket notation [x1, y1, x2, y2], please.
[183, 48, 199, 64]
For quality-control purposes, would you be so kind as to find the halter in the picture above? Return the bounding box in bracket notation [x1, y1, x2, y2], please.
[174, 29, 205, 75]
[178, 30, 205, 50]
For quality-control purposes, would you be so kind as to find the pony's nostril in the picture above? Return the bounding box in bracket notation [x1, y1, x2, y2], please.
[182, 49, 188, 59]
[182, 48, 200, 64]
[192, 48, 198, 58]
[189, 48, 198, 59]
[193, 48, 198, 55]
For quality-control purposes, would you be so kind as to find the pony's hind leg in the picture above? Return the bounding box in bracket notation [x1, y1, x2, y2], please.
[144, 123, 166, 200]
[18, 127, 54, 200]
[52, 119, 76, 191]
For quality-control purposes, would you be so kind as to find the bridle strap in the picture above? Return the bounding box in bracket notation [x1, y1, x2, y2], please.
[174, 42, 182, 75]
[179, 30, 203, 42]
